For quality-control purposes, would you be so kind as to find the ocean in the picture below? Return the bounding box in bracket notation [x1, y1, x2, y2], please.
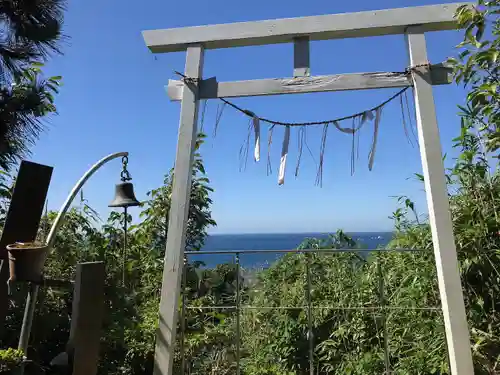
[191, 232, 393, 267]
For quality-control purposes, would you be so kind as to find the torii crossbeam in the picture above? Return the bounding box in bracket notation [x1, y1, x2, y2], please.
[142, 3, 474, 375]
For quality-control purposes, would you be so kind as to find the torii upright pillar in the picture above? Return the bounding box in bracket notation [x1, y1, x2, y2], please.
[153, 45, 204, 375]
[406, 27, 473, 374]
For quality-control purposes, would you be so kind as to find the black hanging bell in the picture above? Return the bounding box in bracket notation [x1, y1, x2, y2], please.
[109, 182, 140, 208]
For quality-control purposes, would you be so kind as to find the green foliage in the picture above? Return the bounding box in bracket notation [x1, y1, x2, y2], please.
[0, 169, 13, 228]
[0, 348, 24, 372]
[238, 238, 447, 375]
[388, 119, 500, 373]
[448, 1, 500, 153]
[0, 0, 65, 170]
[139, 133, 216, 255]
[0, 63, 62, 170]
[0, 0, 65, 75]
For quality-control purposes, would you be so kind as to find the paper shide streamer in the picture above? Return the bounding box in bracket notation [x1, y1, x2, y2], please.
[368, 108, 382, 171]
[211, 87, 415, 186]
[267, 126, 274, 176]
[278, 126, 291, 185]
[315, 124, 329, 187]
[252, 114, 260, 162]
[239, 118, 253, 172]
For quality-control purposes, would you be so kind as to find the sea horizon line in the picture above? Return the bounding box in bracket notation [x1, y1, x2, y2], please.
[206, 231, 394, 236]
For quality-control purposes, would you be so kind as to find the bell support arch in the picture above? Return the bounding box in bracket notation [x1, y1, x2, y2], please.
[142, 3, 475, 374]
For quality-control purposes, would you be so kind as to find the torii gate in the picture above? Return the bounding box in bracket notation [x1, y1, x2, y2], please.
[142, 3, 474, 374]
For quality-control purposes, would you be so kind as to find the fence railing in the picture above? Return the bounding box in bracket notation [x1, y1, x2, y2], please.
[179, 248, 443, 375]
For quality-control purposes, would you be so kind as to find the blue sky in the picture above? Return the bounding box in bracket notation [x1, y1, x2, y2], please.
[32, 0, 469, 234]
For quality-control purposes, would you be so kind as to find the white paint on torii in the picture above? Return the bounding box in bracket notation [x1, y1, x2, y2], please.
[165, 64, 454, 101]
[142, 3, 468, 52]
[142, 3, 475, 375]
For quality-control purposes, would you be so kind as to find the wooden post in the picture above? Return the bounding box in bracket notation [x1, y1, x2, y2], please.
[293, 37, 310, 77]
[406, 28, 474, 375]
[165, 64, 453, 101]
[153, 44, 204, 375]
[0, 161, 52, 331]
[68, 262, 105, 375]
[143, 3, 469, 53]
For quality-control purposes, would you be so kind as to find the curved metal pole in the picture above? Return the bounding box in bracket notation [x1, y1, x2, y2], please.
[46, 151, 128, 249]
[18, 151, 128, 368]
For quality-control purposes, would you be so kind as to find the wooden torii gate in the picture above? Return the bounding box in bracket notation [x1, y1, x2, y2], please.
[142, 3, 474, 374]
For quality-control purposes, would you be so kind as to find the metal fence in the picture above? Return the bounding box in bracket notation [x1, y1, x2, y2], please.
[178, 248, 444, 375]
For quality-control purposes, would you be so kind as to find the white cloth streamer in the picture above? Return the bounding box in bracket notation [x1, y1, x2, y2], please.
[278, 126, 290, 185]
[333, 121, 355, 134]
[363, 110, 374, 123]
[253, 116, 260, 162]
[368, 108, 382, 171]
